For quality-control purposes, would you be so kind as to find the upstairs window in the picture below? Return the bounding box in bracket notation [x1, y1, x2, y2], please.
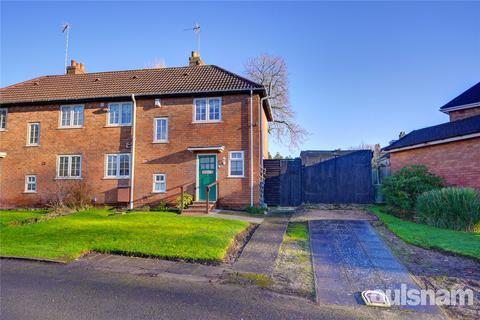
[57, 155, 82, 178]
[105, 153, 131, 178]
[108, 102, 132, 126]
[229, 151, 244, 177]
[25, 175, 37, 193]
[60, 105, 84, 127]
[153, 174, 166, 193]
[194, 98, 221, 122]
[27, 123, 40, 146]
[154, 117, 168, 142]
[0, 108, 7, 130]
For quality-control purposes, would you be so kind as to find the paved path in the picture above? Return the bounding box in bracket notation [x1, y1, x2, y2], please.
[207, 211, 264, 224]
[233, 217, 288, 275]
[70, 253, 226, 281]
[309, 220, 441, 316]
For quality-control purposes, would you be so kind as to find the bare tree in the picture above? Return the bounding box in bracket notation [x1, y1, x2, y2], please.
[144, 58, 167, 69]
[244, 54, 307, 148]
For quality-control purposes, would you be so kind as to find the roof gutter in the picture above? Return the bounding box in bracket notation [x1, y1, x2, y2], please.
[385, 132, 480, 153]
[129, 94, 137, 210]
[440, 102, 480, 114]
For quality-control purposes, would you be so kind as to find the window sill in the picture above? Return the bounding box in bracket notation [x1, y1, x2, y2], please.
[104, 124, 132, 128]
[151, 191, 167, 194]
[25, 144, 40, 147]
[227, 175, 245, 178]
[54, 177, 83, 180]
[23, 191, 37, 194]
[152, 141, 169, 144]
[102, 177, 131, 180]
[192, 121, 223, 124]
[57, 126, 84, 130]
[0, 129, 7, 132]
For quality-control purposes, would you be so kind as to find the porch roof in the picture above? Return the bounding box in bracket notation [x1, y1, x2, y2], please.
[187, 145, 225, 153]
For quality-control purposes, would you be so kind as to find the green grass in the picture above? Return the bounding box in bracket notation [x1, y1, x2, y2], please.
[0, 208, 249, 262]
[0, 210, 49, 228]
[285, 222, 309, 241]
[370, 205, 480, 260]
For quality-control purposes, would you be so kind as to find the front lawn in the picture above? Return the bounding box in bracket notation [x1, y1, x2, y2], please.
[369, 205, 480, 260]
[0, 210, 49, 228]
[0, 208, 249, 262]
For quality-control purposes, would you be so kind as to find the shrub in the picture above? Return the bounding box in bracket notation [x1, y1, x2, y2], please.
[417, 187, 480, 231]
[152, 201, 169, 212]
[176, 193, 193, 209]
[245, 206, 267, 215]
[47, 180, 92, 212]
[381, 165, 444, 218]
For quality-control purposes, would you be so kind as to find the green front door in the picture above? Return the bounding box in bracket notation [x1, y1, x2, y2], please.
[198, 155, 217, 201]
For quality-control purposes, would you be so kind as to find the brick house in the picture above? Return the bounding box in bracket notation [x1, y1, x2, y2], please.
[383, 82, 480, 189]
[0, 52, 273, 209]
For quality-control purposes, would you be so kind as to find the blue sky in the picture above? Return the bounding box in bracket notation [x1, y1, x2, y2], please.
[1, 1, 479, 156]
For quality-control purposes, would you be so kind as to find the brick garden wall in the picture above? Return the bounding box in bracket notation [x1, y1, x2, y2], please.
[0, 94, 266, 209]
[390, 137, 480, 190]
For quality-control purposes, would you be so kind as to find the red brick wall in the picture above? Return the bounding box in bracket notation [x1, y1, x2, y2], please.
[390, 137, 480, 189]
[0, 94, 266, 209]
[449, 107, 480, 121]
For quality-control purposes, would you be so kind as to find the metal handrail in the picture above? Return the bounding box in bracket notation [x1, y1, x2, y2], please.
[205, 180, 219, 214]
[177, 182, 195, 214]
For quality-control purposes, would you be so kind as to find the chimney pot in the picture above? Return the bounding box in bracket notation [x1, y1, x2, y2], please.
[66, 59, 86, 75]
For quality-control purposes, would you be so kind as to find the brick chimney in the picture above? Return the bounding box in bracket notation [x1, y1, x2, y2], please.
[188, 51, 205, 66]
[66, 60, 86, 75]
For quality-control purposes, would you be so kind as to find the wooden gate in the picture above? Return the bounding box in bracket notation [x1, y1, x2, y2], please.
[263, 150, 373, 206]
[263, 159, 302, 206]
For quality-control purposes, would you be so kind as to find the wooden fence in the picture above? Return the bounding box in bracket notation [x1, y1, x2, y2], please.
[264, 150, 374, 206]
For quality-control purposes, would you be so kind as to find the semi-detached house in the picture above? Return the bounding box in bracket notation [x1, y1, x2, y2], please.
[0, 52, 273, 210]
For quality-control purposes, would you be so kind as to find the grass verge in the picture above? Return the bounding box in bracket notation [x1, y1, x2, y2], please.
[369, 205, 480, 260]
[0, 208, 249, 263]
[272, 222, 315, 298]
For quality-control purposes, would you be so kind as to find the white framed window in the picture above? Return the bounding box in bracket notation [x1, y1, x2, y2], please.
[108, 102, 132, 126]
[194, 98, 221, 122]
[25, 175, 37, 193]
[229, 151, 245, 177]
[0, 108, 7, 130]
[57, 155, 82, 179]
[105, 153, 131, 178]
[27, 122, 40, 146]
[60, 105, 84, 128]
[152, 174, 166, 193]
[154, 117, 168, 142]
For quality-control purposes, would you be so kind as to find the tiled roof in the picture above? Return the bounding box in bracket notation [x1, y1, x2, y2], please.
[383, 115, 480, 151]
[0, 65, 264, 105]
[440, 82, 480, 111]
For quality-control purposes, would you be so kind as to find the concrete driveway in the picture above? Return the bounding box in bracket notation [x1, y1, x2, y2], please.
[309, 220, 442, 318]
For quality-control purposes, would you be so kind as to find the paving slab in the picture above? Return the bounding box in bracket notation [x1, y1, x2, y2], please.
[232, 217, 288, 275]
[309, 220, 442, 316]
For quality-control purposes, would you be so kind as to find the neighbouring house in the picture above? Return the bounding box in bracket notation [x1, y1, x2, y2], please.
[0, 52, 273, 209]
[299, 150, 353, 166]
[383, 82, 480, 189]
